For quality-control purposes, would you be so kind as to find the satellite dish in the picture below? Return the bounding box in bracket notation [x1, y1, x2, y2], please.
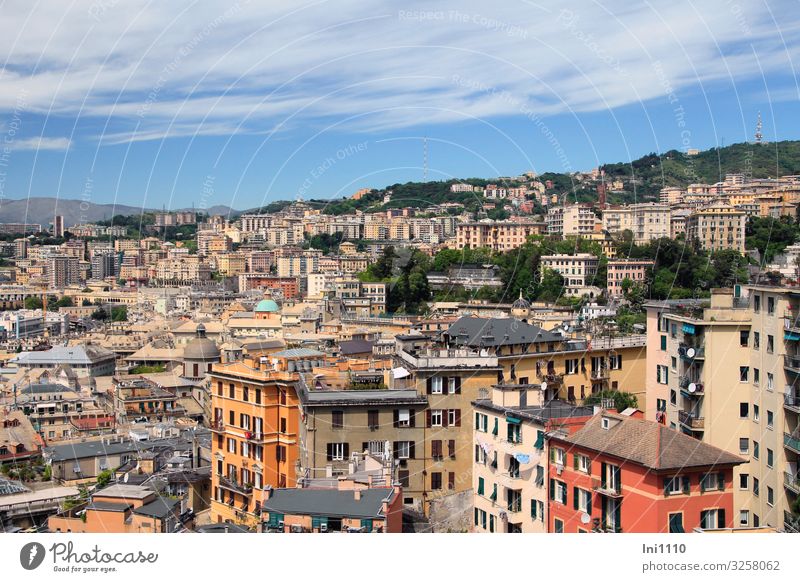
[686, 347, 696, 358]
[688, 383, 697, 393]
[677, 346, 686, 356]
[540, 382, 547, 391]
[580, 512, 591, 525]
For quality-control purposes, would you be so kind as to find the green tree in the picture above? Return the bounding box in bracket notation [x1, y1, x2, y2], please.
[584, 390, 639, 412]
[96, 469, 113, 489]
[111, 306, 128, 321]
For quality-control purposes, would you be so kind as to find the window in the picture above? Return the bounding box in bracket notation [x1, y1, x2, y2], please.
[739, 473, 749, 489]
[367, 441, 384, 456]
[657, 365, 669, 384]
[551, 479, 567, 505]
[670, 390, 677, 405]
[753, 368, 760, 385]
[660, 335, 667, 350]
[609, 354, 622, 370]
[664, 476, 688, 495]
[431, 472, 442, 490]
[554, 518, 564, 533]
[656, 398, 667, 412]
[475, 412, 488, 432]
[753, 404, 759, 422]
[767, 373, 774, 391]
[507, 422, 521, 443]
[328, 442, 348, 461]
[700, 472, 724, 492]
[332, 410, 344, 429]
[739, 403, 749, 418]
[575, 487, 592, 513]
[767, 448, 773, 468]
[754, 294, 760, 313]
[671, 357, 677, 370]
[767, 486, 774, 506]
[398, 471, 410, 488]
[552, 447, 565, 466]
[739, 438, 749, 454]
[507, 488, 522, 512]
[229, 384, 235, 398]
[668, 513, 684, 533]
[565, 358, 579, 374]
[766, 410, 774, 428]
[753, 477, 759, 496]
[753, 441, 759, 460]
[700, 509, 724, 529]
[753, 332, 760, 349]
[767, 296, 775, 315]
[575, 454, 590, 473]
[368, 410, 379, 430]
[740, 330, 750, 346]
[227, 438, 236, 453]
[448, 377, 459, 394]
[431, 440, 443, 460]
[767, 335, 774, 353]
[396, 441, 412, 459]
[448, 439, 456, 459]
[430, 377, 443, 394]
[448, 409, 460, 426]
[531, 499, 544, 521]
[602, 463, 622, 494]
[739, 510, 749, 526]
[430, 410, 443, 427]
[739, 367, 749, 382]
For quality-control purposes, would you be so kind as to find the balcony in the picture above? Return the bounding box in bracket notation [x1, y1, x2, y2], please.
[784, 472, 800, 494]
[679, 378, 704, 397]
[784, 432, 800, 454]
[209, 419, 225, 433]
[592, 478, 622, 498]
[244, 431, 265, 443]
[678, 410, 705, 430]
[218, 475, 253, 496]
[784, 355, 800, 374]
[784, 511, 800, 534]
[785, 393, 800, 414]
[591, 368, 610, 381]
[784, 310, 800, 335]
[679, 344, 705, 361]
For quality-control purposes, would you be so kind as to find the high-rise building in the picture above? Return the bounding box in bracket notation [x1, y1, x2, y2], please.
[53, 215, 65, 238]
[48, 255, 80, 288]
[90, 250, 119, 280]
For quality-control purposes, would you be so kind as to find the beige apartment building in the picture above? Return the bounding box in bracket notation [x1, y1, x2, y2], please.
[217, 252, 247, 276]
[546, 204, 597, 237]
[606, 258, 654, 298]
[456, 221, 544, 251]
[472, 384, 593, 533]
[601, 203, 670, 243]
[646, 286, 800, 532]
[686, 203, 746, 252]
[540, 254, 600, 297]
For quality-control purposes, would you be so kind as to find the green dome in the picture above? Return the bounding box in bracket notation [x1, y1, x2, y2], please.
[255, 299, 280, 313]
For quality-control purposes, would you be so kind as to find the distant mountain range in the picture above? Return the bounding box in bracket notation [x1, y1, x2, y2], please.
[4, 140, 799, 227]
[0, 197, 238, 227]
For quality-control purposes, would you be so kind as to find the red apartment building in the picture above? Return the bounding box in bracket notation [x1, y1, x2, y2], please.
[547, 412, 744, 533]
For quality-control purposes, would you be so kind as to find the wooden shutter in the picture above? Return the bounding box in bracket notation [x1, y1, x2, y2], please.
[717, 508, 726, 528]
[663, 477, 670, 496]
[549, 478, 555, 500]
[426, 410, 432, 428]
[409, 441, 416, 459]
[455, 377, 462, 394]
[718, 471, 725, 491]
[455, 409, 461, 427]
[426, 378, 433, 394]
[682, 476, 690, 494]
[443, 410, 449, 428]
[409, 410, 416, 427]
[393, 410, 399, 428]
[573, 454, 579, 470]
[600, 462, 607, 489]
[326, 443, 333, 461]
[586, 493, 592, 515]
[342, 443, 349, 458]
[573, 487, 579, 510]
[448, 439, 455, 458]
[448, 472, 455, 490]
[362, 442, 368, 453]
[392, 442, 399, 459]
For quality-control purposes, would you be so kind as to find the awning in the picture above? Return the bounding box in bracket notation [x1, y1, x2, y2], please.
[391, 367, 411, 379]
[786, 331, 800, 341]
[506, 416, 522, 425]
[682, 323, 696, 335]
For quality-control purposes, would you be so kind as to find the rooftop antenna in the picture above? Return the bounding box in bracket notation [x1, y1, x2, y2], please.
[423, 137, 428, 182]
[755, 111, 763, 144]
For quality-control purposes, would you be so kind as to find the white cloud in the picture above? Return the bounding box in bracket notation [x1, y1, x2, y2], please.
[10, 136, 71, 151]
[0, 0, 796, 144]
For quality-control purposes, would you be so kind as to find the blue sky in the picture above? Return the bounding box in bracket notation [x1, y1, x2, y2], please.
[0, 0, 798, 211]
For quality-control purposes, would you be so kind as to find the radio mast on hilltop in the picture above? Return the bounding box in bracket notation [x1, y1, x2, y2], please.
[755, 111, 763, 144]
[423, 136, 428, 181]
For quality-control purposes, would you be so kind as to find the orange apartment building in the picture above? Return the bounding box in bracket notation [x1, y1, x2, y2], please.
[547, 412, 745, 533]
[208, 356, 301, 528]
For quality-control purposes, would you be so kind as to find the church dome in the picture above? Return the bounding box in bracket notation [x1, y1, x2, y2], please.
[255, 299, 280, 313]
[183, 324, 220, 360]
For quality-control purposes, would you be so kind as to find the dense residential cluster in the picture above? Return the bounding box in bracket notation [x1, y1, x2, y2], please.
[1, 165, 800, 534]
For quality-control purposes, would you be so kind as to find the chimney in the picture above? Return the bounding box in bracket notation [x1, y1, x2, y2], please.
[354, 489, 361, 501]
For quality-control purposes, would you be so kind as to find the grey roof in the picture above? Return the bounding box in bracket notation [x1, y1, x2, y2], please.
[0, 477, 29, 496]
[272, 348, 325, 358]
[262, 488, 396, 519]
[474, 399, 595, 424]
[445, 316, 561, 347]
[195, 523, 252, 533]
[86, 501, 131, 512]
[45, 437, 192, 463]
[133, 496, 180, 519]
[338, 339, 375, 356]
[19, 383, 73, 395]
[300, 388, 426, 407]
[13, 344, 115, 365]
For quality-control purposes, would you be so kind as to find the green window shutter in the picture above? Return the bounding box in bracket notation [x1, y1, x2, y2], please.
[474, 508, 479, 526]
[718, 471, 725, 491]
[586, 494, 592, 515]
[717, 508, 726, 528]
[663, 477, 670, 497]
[682, 476, 690, 494]
[361, 519, 373, 532]
[573, 454, 579, 470]
[562, 486, 567, 505]
[700, 474, 706, 492]
[475, 412, 480, 429]
[478, 477, 485, 496]
[531, 500, 537, 519]
[549, 478, 555, 500]
[492, 418, 498, 435]
[660, 335, 667, 350]
[601, 462, 607, 489]
[573, 487, 579, 510]
[550, 447, 555, 462]
[489, 514, 494, 533]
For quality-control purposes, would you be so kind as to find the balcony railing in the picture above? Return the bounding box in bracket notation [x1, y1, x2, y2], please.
[592, 478, 622, 498]
[784, 310, 800, 334]
[679, 378, 704, 395]
[209, 419, 225, 433]
[678, 410, 705, 429]
[784, 510, 800, 533]
[784, 432, 800, 454]
[783, 472, 800, 494]
[591, 368, 610, 381]
[679, 344, 705, 360]
[785, 393, 800, 413]
[218, 474, 253, 495]
[784, 355, 800, 373]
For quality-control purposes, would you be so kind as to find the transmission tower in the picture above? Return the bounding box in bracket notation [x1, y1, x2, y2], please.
[755, 111, 763, 144]
[423, 137, 428, 181]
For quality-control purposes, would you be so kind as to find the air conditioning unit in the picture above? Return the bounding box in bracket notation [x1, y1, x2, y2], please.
[556, 465, 563, 475]
[290, 524, 303, 533]
[319, 524, 328, 533]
